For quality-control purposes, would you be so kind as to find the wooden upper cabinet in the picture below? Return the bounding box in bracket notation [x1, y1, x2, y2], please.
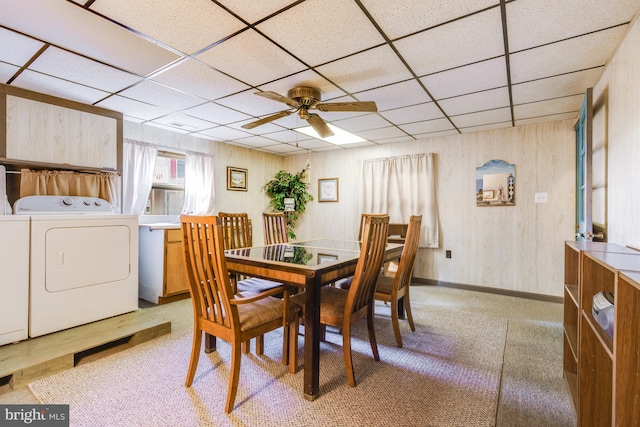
[5, 95, 118, 170]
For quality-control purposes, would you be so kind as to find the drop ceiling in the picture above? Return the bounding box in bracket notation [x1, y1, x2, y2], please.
[1, 0, 639, 155]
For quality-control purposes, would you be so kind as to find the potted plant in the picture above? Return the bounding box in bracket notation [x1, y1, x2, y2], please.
[264, 167, 313, 240]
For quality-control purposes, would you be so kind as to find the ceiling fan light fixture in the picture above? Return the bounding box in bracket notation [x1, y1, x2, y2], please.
[294, 123, 366, 145]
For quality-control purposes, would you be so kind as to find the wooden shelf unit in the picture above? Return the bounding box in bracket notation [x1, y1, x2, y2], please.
[563, 241, 640, 426]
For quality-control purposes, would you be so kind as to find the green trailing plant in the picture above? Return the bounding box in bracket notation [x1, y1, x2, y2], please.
[264, 168, 313, 240]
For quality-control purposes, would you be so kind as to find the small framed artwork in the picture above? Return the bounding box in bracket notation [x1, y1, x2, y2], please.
[318, 253, 338, 264]
[227, 167, 247, 191]
[318, 178, 339, 202]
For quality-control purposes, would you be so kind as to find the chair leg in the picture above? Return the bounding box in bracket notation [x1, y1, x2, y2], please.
[185, 329, 202, 387]
[367, 305, 380, 361]
[404, 293, 416, 332]
[242, 340, 250, 354]
[390, 297, 404, 348]
[256, 335, 265, 355]
[204, 333, 216, 353]
[225, 341, 243, 414]
[343, 326, 356, 387]
[288, 313, 299, 374]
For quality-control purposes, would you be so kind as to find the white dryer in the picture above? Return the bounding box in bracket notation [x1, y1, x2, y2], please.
[14, 195, 139, 338]
[0, 215, 30, 346]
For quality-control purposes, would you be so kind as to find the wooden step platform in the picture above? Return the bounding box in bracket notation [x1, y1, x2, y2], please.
[0, 309, 171, 390]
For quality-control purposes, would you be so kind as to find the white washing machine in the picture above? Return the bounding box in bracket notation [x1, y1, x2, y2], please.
[0, 215, 30, 345]
[14, 195, 139, 338]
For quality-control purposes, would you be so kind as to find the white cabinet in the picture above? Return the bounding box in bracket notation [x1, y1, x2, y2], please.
[5, 95, 118, 170]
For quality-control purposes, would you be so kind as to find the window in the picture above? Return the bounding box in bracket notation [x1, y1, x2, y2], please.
[144, 151, 185, 215]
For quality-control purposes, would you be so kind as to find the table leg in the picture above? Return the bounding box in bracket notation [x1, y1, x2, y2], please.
[398, 298, 405, 319]
[303, 278, 321, 400]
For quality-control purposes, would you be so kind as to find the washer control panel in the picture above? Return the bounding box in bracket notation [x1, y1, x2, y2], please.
[13, 195, 113, 214]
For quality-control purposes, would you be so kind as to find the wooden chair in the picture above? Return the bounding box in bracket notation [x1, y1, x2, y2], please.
[373, 215, 422, 348]
[263, 212, 288, 244]
[180, 214, 299, 413]
[218, 212, 281, 293]
[293, 215, 389, 386]
[219, 212, 282, 354]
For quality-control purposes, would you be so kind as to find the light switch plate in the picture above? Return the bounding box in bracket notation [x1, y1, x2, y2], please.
[535, 192, 548, 203]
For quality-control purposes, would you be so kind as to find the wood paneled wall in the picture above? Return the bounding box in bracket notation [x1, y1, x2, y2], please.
[593, 14, 640, 249]
[285, 120, 576, 297]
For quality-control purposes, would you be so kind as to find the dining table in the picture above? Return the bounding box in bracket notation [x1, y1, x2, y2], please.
[224, 238, 404, 401]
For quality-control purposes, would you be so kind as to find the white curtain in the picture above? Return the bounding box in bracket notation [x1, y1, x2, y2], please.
[358, 153, 439, 247]
[122, 139, 157, 215]
[182, 150, 215, 215]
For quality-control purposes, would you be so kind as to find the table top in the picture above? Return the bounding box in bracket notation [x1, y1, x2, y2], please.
[225, 238, 403, 270]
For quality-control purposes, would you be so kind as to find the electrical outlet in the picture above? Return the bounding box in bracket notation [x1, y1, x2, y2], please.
[446, 250, 452, 258]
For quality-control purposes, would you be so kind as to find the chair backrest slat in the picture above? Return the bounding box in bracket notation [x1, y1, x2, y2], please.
[347, 215, 390, 317]
[394, 215, 422, 294]
[181, 215, 236, 329]
[219, 212, 252, 249]
[263, 212, 288, 245]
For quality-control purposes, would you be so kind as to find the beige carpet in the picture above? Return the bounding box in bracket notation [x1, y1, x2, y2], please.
[29, 299, 507, 427]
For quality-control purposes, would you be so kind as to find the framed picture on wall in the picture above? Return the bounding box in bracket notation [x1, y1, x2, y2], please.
[227, 167, 248, 191]
[318, 178, 339, 202]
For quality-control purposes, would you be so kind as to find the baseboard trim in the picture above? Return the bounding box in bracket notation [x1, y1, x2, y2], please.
[412, 277, 564, 304]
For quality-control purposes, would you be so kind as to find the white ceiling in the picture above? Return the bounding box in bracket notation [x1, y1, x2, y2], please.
[1, 0, 639, 155]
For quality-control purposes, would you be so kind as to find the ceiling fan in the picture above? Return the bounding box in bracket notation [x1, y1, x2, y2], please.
[241, 86, 377, 138]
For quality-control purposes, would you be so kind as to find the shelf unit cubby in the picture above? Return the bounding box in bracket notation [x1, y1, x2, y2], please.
[563, 241, 640, 426]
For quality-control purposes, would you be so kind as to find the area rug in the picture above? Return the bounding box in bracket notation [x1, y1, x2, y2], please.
[29, 299, 507, 427]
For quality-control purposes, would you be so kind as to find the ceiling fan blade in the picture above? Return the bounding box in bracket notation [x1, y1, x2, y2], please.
[254, 91, 299, 108]
[315, 101, 377, 112]
[306, 114, 334, 138]
[241, 110, 293, 130]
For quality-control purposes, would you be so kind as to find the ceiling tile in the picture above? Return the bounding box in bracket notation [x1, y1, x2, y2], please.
[149, 112, 217, 132]
[119, 80, 205, 111]
[0, 0, 180, 76]
[234, 135, 285, 148]
[216, 1, 300, 24]
[413, 129, 460, 139]
[399, 118, 455, 134]
[361, 0, 499, 40]
[91, 0, 246, 55]
[459, 121, 512, 133]
[358, 126, 409, 140]
[0, 62, 20, 83]
[515, 112, 578, 127]
[512, 68, 604, 105]
[29, 46, 142, 93]
[331, 113, 391, 132]
[439, 87, 510, 116]
[0, 27, 45, 66]
[314, 45, 413, 94]
[395, 8, 505, 76]
[378, 103, 444, 125]
[96, 95, 173, 121]
[374, 135, 416, 145]
[507, 0, 640, 52]
[196, 29, 307, 87]
[12, 70, 110, 105]
[293, 138, 335, 150]
[259, 143, 305, 154]
[258, 130, 313, 145]
[216, 89, 290, 118]
[510, 26, 629, 83]
[256, 0, 385, 66]
[452, 107, 512, 128]
[421, 57, 508, 100]
[151, 58, 250, 101]
[357, 80, 433, 111]
[181, 102, 252, 125]
[198, 125, 254, 141]
[513, 94, 583, 120]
